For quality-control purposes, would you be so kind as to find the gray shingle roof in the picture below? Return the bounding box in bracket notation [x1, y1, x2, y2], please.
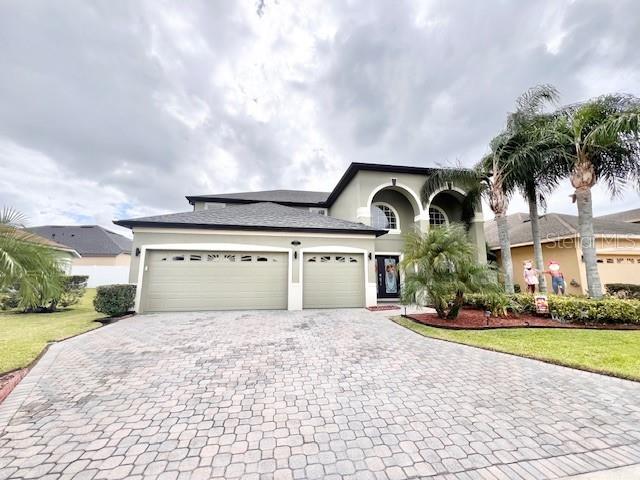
[114, 202, 386, 235]
[598, 208, 640, 223]
[485, 212, 640, 250]
[187, 189, 330, 205]
[27, 225, 132, 257]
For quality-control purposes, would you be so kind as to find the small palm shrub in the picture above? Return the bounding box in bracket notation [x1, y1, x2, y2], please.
[1, 207, 65, 311]
[401, 224, 500, 320]
[94, 284, 136, 317]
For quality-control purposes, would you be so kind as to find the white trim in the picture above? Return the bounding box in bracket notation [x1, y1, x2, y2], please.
[427, 205, 449, 226]
[371, 202, 401, 234]
[299, 246, 375, 307]
[425, 186, 466, 205]
[366, 182, 424, 216]
[134, 243, 295, 313]
[131, 227, 377, 239]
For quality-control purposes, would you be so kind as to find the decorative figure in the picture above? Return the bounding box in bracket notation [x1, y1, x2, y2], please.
[545, 261, 566, 295]
[385, 261, 397, 294]
[522, 259, 539, 294]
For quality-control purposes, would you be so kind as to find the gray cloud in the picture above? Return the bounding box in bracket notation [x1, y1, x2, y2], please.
[0, 0, 639, 232]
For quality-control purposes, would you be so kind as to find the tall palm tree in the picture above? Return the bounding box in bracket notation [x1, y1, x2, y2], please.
[421, 135, 517, 293]
[503, 85, 564, 293]
[0, 207, 63, 309]
[546, 95, 640, 298]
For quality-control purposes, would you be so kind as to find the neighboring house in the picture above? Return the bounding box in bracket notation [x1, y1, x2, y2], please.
[17, 230, 80, 274]
[598, 207, 640, 224]
[115, 162, 486, 313]
[485, 212, 640, 295]
[27, 225, 132, 287]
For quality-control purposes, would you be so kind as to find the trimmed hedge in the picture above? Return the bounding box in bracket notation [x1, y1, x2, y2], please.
[606, 283, 640, 300]
[464, 292, 640, 325]
[94, 284, 136, 317]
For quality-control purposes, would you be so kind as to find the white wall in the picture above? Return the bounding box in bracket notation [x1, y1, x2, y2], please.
[71, 265, 130, 287]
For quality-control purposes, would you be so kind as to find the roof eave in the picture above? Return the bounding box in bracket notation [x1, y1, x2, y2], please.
[324, 162, 437, 206]
[113, 220, 387, 237]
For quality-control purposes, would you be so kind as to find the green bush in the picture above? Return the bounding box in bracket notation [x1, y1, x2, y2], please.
[0, 287, 20, 310]
[56, 275, 88, 308]
[465, 292, 522, 317]
[93, 284, 136, 317]
[511, 293, 536, 313]
[402, 225, 500, 320]
[464, 292, 640, 324]
[0, 275, 88, 312]
[606, 283, 640, 300]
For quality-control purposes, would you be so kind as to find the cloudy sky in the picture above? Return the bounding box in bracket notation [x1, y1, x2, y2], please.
[1, 0, 639, 236]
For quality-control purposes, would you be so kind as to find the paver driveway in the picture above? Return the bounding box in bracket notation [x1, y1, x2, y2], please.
[1, 310, 640, 480]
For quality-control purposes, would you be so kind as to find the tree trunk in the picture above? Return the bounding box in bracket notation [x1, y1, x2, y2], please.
[446, 291, 464, 320]
[528, 198, 547, 293]
[575, 186, 603, 298]
[495, 213, 515, 294]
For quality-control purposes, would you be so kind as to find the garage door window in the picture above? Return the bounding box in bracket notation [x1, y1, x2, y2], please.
[307, 255, 360, 264]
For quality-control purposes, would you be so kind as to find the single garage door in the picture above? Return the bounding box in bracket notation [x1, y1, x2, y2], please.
[143, 250, 288, 311]
[303, 253, 365, 308]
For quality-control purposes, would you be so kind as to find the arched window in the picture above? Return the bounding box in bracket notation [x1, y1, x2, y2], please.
[428, 206, 448, 227]
[371, 203, 399, 231]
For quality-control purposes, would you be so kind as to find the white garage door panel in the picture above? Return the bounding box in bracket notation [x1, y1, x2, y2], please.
[144, 251, 288, 311]
[303, 253, 365, 308]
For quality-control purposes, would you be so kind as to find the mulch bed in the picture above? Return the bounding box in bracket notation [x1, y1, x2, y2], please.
[367, 305, 401, 311]
[0, 369, 28, 403]
[407, 307, 640, 330]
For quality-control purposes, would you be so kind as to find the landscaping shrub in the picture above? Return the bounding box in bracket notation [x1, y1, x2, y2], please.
[56, 275, 88, 309]
[402, 225, 500, 320]
[0, 286, 20, 311]
[0, 275, 87, 312]
[606, 283, 640, 300]
[464, 292, 640, 324]
[93, 284, 136, 317]
[510, 293, 536, 313]
[465, 292, 523, 317]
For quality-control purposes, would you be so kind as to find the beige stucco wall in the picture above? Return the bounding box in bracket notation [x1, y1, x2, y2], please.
[73, 253, 131, 267]
[594, 236, 640, 287]
[496, 239, 584, 295]
[371, 189, 416, 253]
[327, 169, 486, 262]
[495, 236, 640, 294]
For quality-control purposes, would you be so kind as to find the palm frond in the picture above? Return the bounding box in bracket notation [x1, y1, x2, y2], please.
[420, 166, 486, 205]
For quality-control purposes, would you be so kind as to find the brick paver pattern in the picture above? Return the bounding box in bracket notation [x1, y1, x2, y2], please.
[1, 310, 640, 480]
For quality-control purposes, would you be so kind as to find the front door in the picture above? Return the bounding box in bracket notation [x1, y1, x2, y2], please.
[376, 255, 400, 299]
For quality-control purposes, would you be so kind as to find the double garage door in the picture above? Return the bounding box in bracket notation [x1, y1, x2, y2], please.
[143, 250, 365, 312]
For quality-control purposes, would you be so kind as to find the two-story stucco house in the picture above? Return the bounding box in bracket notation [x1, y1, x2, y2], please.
[115, 163, 486, 312]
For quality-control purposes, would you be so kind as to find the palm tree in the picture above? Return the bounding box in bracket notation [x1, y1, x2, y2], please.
[502, 85, 565, 293]
[401, 224, 498, 319]
[421, 133, 517, 293]
[546, 95, 640, 298]
[0, 207, 63, 310]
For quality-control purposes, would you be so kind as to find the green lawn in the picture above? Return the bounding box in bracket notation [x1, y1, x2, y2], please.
[394, 316, 640, 381]
[0, 289, 102, 374]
